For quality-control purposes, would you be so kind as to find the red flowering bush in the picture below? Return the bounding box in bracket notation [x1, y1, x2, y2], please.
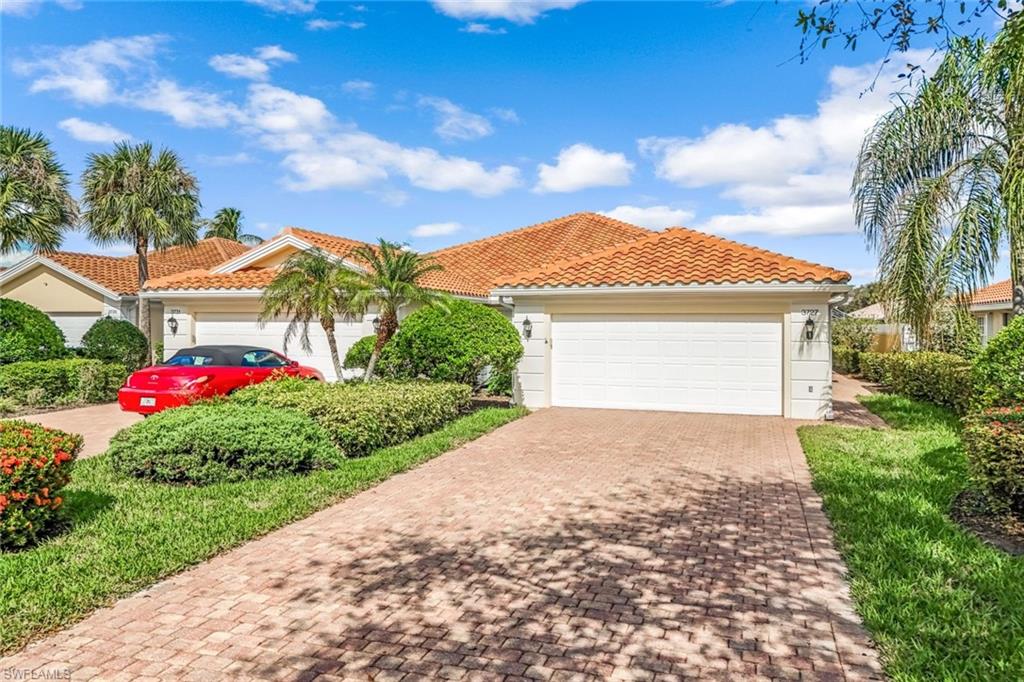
[0, 420, 81, 549]
[962, 406, 1024, 516]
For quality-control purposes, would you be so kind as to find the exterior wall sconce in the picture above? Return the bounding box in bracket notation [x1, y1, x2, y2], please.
[372, 316, 381, 334]
[803, 317, 815, 341]
[522, 317, 533, 339]
[167, 315, 179, 336]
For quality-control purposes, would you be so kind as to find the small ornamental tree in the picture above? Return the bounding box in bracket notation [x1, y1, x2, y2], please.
[81, 317, 149, 371]
[0, 298, 65, 364]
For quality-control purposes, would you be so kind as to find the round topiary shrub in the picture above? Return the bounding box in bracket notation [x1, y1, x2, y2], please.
[378, 300, 523, 394]
[0, 299, 66, 364]
[108, 402, 342, 485]
[81, 317, 149, 372]
[973, 315, 1024, 409]
[344, 334, 377, 369]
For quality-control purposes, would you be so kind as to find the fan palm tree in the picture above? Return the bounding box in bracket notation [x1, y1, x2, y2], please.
[259, 249, 367, 379]
[80, 142, 200, 355]
[853, 24, 1024, 346]
[0, 126, 77, 255]
[348, 240, 448, 381]
[202, 207, 262, 245]
[853, 30, 1022, 344]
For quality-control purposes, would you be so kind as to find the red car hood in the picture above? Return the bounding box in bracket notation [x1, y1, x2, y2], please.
[125, 365, 216, 390]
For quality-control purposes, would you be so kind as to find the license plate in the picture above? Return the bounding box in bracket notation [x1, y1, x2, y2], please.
[140, 397, 156, 407]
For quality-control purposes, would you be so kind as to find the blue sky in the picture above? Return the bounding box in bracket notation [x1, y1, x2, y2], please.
[1, 0, 992, 283]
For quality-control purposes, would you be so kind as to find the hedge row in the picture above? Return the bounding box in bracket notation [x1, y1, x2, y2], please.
[232, 378, 472, 457]
[0, 420, 81, 549]
[0, 359, 127, 408]
[858, 351, 973, 414]
[833, 346, 860, 375]
[963, 407, 1024, 517]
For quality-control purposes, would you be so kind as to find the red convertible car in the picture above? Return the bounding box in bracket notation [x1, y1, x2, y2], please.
[118, 345, 324, 415]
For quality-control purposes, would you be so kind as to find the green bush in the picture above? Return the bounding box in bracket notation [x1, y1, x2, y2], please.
[233, 378, 471, 457]
[344, 335, 376, 369]
[0, 299, 66, 365]
[832, 345, 860, 375]
[108, 402, 341, 485]
[973, 315, 1024, 409]
[0, 359, 127, 407]
[858, 351, 972, 413]
[832, 317, 876, 353]
[1, 420, 81, 549]
[81, 317, 149, 372]
[926, 302, 982, 359]
[377, 300, 523, 395]
[962, 406, 1024, 516]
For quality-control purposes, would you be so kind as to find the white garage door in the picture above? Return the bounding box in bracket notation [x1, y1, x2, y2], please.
[551, 314, 782, 415]
[194, 312, 365, 381]
[50, 313, 101, 347]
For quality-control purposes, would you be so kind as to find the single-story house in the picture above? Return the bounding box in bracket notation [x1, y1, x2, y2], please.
[136, 212, 850, 419]
[969, 278, 1014, 344]
[0, 238, 249, 346]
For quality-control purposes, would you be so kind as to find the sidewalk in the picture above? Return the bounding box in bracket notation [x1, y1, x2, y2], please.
[831, 373, 888, 428]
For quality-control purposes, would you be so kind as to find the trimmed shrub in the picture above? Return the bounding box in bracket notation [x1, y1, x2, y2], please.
[832, 346, 860, 375]
[927, 302, 982, 359]
[0, 299, 66, 365]
[81, 317, 149, 372]
[0, 359, 127, 407]
[832, 317, 876, 353]
[378, 300, 523, 395]
[233, 378, 471, 457]
[344, 335, 376, 369]
[1, 420, 81, 549]
[963, 406, 1024, 516]
[108, 402, 341, 485]
[973, 315, 1024, 409]
[858, 351, 972, 413]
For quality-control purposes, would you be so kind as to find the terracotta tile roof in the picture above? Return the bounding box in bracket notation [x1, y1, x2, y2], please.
[282, 226, 369, 258]
[495, 227, 850, 289]
[970, 278, 1012, 305]
[422, 212, 654, 297]
[45, 238, 249, 295]
[144, 268, 278, 291]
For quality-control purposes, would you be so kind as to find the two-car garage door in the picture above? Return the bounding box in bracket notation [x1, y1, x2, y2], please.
[551, 314, 783, 416]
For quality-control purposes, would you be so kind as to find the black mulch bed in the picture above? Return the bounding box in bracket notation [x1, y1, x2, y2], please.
[951, 489, 1024, 556]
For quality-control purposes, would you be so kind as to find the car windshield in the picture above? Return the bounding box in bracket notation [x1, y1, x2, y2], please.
[241, 350, 288, 368]
[165, 354, 216, 366]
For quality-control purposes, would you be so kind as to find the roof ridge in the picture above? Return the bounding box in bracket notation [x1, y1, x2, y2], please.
[46, 250, 128, 262]
[495, 229, 665, 285]
[284, 225, 370, 246]
[426, 212, 651, 257]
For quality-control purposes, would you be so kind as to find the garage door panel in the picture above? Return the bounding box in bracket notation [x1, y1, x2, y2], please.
[551, 314, 782, 416]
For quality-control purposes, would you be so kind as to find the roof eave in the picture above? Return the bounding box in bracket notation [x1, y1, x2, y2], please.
[0, 254, 126, 300]
[491, 281, 851, 297]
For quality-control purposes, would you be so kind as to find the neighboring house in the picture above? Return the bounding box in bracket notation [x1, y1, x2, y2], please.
[142, 212, 850, 419]
[0, 238, 250, 346]
[969, 278, 1013, 344]
[849, 302, 885, 320]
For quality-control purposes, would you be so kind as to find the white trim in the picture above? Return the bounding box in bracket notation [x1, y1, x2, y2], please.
[211, 234, 364, 274]
[969, 301, 1012, 312]
[492, 282, 850, 297]
[0, 254, 124, 300]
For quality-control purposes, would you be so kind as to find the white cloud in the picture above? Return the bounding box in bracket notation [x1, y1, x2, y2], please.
[198, 152, 254, 166]
[342, 79, 375, 99]
[306, 18, 341, 30]
[132, 79, 242, 128]
[640, 50, 940, 236]
[432, 0, 584, 24]
[342, 20, 366, 29]
[411, 221, 462, 237]
[1, 0, 81, 16]
[209, 45, 296, 81]
[460, 22, 507, 34]
[58, 117, 133, 143]
[535, 143, 633, 193]
[490, 107, 519, 123]
[245, 0, 316, 13]
[418, 96, 493, 141]
[599, 205, 695, 230]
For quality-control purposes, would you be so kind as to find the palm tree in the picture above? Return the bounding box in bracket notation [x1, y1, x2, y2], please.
[259, 249, 366, 379]
[0, 126, 77, 255]
[348, 239, 448, 381]
[853, 24, 1024, 347]
[202, 207, 262, 246]
[81, 142, 200, 354]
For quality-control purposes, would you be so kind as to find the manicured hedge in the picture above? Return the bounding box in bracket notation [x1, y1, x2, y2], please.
[0, 299, 65, 365]
[0, 420, 81, 549]
[832, 345, 860, 375]
[858, 351, 973, 414]
[233, 378, 471, 457]
[973, 315, 1024, 409]
[0, 359, 127, 408]
[81, 317, 149, 372]
[832, 317, 876, 353]
[378, 300, 523, 395]
[344, 335, 376, 369]
[108, 402, 341, 485]
[963, 407, 1024, 516]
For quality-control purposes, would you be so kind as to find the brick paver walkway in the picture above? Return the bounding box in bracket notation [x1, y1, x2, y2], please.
[3, 409, 882, 681]
[22, 403, 141, 459]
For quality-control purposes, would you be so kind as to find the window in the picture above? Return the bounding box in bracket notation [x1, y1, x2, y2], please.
[976, 316, 988, 342]
[165, 354, 214, 366]
[242, 350, 287, 368]
[1004, 313, 1011, 327]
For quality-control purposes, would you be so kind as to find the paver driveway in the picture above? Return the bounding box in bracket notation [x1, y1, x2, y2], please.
[3, 409, 881, 681]
[22, 403, 141, 459]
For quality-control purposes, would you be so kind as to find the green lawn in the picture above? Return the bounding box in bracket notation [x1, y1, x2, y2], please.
[0, 406, 527, 655]
[798, 395, 1024, 681]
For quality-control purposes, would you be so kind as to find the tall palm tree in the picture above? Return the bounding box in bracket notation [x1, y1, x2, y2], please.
[80, 142, 200, 354]
[0, 126, 77, 255]
[259, 249, 366, 379]
[348, 239, 448, 381]
[202, 207, 262, 245]
[853, 24, 1024, 346]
